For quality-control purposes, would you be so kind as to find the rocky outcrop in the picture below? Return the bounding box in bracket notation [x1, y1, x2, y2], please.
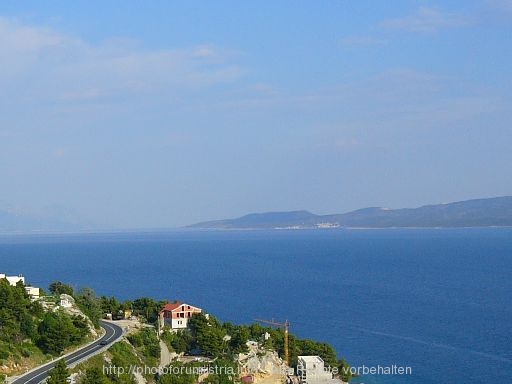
[58, 294, 98, 337]
[237, 341, 290, 384]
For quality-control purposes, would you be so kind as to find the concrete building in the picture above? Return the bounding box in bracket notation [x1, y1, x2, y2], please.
[159, 302, 202, 330]
[297, 356, 334, 384]
[25, 286, 40, 299]
[1, 273, 40, 300]
[0, 273, 25, 286]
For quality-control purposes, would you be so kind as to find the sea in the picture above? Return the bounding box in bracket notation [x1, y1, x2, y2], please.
[1, 228, 511, 384]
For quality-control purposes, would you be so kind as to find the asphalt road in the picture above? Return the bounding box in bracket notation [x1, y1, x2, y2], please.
[11, 320, 123, 384]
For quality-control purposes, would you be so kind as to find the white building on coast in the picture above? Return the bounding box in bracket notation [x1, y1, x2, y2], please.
[297, 356, 336, 384]
[1, 272, 40, 299]
[0, 273, 25, 285]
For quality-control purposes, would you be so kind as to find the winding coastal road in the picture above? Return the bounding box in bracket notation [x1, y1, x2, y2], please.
[11, 320, 123, 384]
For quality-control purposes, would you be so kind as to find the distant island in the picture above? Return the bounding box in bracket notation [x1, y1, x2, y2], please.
[189, 196, 512, 229]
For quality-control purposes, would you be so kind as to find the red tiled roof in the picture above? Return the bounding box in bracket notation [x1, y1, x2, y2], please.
[160, 302, 202, 313]
[161, 302, 183, 312]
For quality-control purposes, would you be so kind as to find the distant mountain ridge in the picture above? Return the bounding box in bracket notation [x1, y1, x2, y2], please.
[189, 196, 512, 229]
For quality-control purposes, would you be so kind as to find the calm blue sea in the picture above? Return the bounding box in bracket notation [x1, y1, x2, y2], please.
[1, 228, 511, 383]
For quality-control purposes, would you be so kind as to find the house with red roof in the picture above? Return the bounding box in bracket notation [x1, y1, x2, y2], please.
[159, 301, 202, 330]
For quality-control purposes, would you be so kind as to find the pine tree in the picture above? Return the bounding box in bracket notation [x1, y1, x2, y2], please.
[81, 367, 108, 384]
[47, 359, 69, 384]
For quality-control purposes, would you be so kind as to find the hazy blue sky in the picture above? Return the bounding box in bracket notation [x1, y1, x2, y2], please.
[0, 1, 511, 228]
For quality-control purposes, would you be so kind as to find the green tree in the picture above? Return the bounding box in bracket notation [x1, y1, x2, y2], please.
[47, 359, 69, 384]
[166, 330, 193, 354]
[157, 362, 196, 384]
[99, 296, 121, 316]
[109, 354, 137, 384]
[20, 312, 37, 340]
[127, 328, 160, 360]
[229, 327, 249, 354]
[132, 297, 163, 323]
[75, 287, 102, 327]
[49, 281, 74, 296]
[247, 323, 265, 341]
[0, 279, 94, 362]
[189, 313, 226, 358]
[122, 300, 133, 311]
[0, 279, 31, 343]
[81, 367, 109, 384]
[296, 339, 337, 368]
[202, 359, 236, 384]
[37, 311, 88, 355]
[338, 358, 352, 382]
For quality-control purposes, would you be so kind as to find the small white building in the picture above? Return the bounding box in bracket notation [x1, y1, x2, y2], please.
[1, 273, 41, 300]
[0, 273, 25, 286]
[25, 286, 40, 299]
[297, 356, 334, 384]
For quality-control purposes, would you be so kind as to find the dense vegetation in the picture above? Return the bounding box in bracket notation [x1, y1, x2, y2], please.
[99, 295, 166, 323]
[49, 281, 74, 296]
[2, 278, 350, 383]
[77, 334, 239, 384]
[37, 311, 90, 354]
[0, 278, 91, 369]
[76, 344, 137, 384]
[127, 328, 160, 366]
[77, 312, 347, 384]
[0, 278, 191, 380]
[162, 313, 351, 381]
[46, 283, 168, 326]
[0, 279, 96, 380]
[47, 359, 70, 384]
[0, 280, 42, 348]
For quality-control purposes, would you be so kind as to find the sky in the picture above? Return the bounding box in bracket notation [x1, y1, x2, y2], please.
[0, 1, 511, 229]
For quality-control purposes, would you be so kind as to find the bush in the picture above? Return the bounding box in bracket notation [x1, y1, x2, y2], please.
[0, 349, 9, 360]
[202, 359, 237, 384]
[156, 362, 197, 384]
[338, 358, 352, 382]
[49, 282, 74, 296]
[128, 329, 160, 359]
[37, 311, 89, 355]
[161, 330, 193, 354]
[75, 288, 102, 328]
[189, 313, 226, 358]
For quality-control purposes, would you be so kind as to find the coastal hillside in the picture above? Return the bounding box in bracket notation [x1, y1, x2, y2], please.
[72, 311, 351, 384]
[2, 277, 351, 384]
[189, 196, 512, 229]
[0, 281, 98, 377]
